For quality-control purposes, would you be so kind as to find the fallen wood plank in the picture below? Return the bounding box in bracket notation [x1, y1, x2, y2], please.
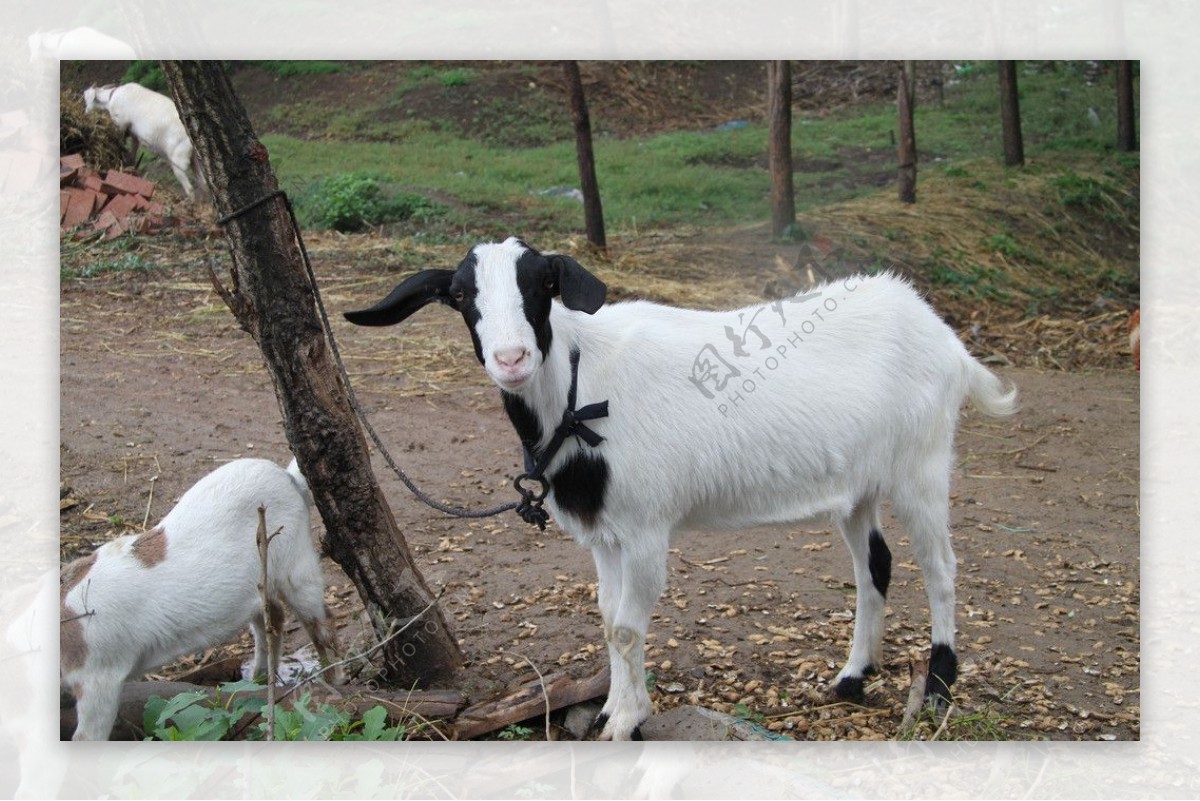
[450, 666, 610, 740]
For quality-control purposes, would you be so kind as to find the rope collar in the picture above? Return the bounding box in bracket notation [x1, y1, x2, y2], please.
[513, 348, 609, 530]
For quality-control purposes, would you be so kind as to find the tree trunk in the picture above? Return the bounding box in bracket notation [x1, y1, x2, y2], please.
[562, 61, 607, 250]
[767, 60, 796, 238]
[897, 60, 918, 204]
[1116, 60, 1138, 152]
[158, 61, 462, 688]
[998, 60, 1024, 167]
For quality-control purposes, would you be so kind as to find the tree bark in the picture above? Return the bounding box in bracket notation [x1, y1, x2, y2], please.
[158, 61, 462, 688]
[562, 61, 607, 250]
[767, 60, 796, 238]
[1116, 60, 1138, 152]
[897, 60, 918, 204]
[998, 60, 1024, 167]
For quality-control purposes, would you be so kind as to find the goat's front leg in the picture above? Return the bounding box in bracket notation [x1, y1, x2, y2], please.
[593, 536, 667, 741]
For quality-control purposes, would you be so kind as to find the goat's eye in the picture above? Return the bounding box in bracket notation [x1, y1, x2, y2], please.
[543, 277, 557, 292]
[451, 288, 466, 303]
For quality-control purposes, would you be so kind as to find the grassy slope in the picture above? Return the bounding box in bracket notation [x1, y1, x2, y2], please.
[63, 60, 1138, 318]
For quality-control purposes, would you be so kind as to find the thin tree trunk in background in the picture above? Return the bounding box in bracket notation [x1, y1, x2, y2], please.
[1116, 60, 1138, 152]
[563, 61, 607, 250]
[767, 60, 796, 238]
[998, 60, 1025, 167]
[159, 61, 463, 688]
[897, 60, 918, 204]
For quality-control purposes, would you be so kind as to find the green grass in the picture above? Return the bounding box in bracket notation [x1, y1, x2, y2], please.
[253, 60, 1134, 242]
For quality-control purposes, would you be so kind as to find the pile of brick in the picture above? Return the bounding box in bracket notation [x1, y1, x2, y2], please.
[59, 154, 177, 239]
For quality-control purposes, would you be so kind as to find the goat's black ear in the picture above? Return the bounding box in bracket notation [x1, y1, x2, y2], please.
[552, 255, 607, 314]
[344, 269, 455, 326]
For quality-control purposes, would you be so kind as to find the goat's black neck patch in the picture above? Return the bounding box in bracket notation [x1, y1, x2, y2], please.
[549, 451, 608, 528]
[502, 391, 544, 467]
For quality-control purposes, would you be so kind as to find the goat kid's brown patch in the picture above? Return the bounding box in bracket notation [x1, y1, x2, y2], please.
[131, 524, 168, 567]
[60, 553, 97, 674]
[60, 552, 96, 596]
[60, 613, 88, 674]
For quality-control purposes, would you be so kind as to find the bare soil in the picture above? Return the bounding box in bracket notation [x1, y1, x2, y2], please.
[59, 239, 1139, 741]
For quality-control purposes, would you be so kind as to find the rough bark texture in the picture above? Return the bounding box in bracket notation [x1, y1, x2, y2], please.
[767, 60, 796, 238]
[158, 61, 462, 688]
[1116, 60, 1138, 152]
[998, 60, 1025, 167]
[563, 61, 607, 250]
[897, 60, 918, 204]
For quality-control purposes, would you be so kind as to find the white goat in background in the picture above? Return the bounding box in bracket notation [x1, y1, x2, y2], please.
[346, 237, 1018, 740]
[83, 83, 205, 201]
[60, 458, 343, 741]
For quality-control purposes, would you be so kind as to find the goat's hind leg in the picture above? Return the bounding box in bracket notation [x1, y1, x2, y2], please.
[832, 498, 892, 702]
[894, 476, 959, 706]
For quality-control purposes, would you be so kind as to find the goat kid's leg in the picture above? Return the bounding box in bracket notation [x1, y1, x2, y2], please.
[832, 499, 890, 702]
[895, 480, 959, 706]
[248, 601, 286, 683]
[595, 539, 667, 741]
[289, 588, 345, 684]
[70, 672, 124, 740]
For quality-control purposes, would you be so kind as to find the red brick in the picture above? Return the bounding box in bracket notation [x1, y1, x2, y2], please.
[61, 188, 99, 229]
[61, 190, 71, 222]
[60, 165, 79, 187]
[103, 216, 130, 240]
[60, 153, 85, 170]
[80, 174, 104, 193]
[92, 210, 118, 230]
[102, 170, 155, 198]
[100, 192, 140, 221]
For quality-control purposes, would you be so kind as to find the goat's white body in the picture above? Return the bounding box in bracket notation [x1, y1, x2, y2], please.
[60, 458, 341, 741]
[521, 274, 1009, 536]
[506, 271, 1015, 738]
[83, 83, 204, 200]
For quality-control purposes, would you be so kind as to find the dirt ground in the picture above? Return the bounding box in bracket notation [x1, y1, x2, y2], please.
[58, 231, 1140, 741]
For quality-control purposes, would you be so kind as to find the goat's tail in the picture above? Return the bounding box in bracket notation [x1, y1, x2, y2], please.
[285, 458, 315, 509]
[965, 357, 1018, 418]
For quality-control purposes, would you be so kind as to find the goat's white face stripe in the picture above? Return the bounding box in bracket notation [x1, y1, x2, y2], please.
[472, 238, 542, 389]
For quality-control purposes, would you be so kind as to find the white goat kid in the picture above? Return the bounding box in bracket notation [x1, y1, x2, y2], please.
[346, 237, 1018, 741]
[60, 458, 343, 741]
[83, 83, 204, 201]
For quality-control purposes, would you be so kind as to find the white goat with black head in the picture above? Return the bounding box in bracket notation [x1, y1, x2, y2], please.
[346, 237, 1017, 740]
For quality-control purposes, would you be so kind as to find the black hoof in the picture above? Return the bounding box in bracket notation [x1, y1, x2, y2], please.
[925, 644, 958, 705]
[631, 725, 644, 741]
[832, 675, 866, 703]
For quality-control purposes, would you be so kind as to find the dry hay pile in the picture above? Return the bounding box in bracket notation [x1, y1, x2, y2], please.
[59, 87, 128, 173]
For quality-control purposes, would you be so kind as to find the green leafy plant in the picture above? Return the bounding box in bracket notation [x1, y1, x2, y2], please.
[298, 172, 442, 232]
[496, 723, 535, 741]
[143, 681, 408, 741]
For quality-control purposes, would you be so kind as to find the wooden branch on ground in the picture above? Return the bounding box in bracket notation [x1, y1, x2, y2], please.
[450, 667, 611, 740]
